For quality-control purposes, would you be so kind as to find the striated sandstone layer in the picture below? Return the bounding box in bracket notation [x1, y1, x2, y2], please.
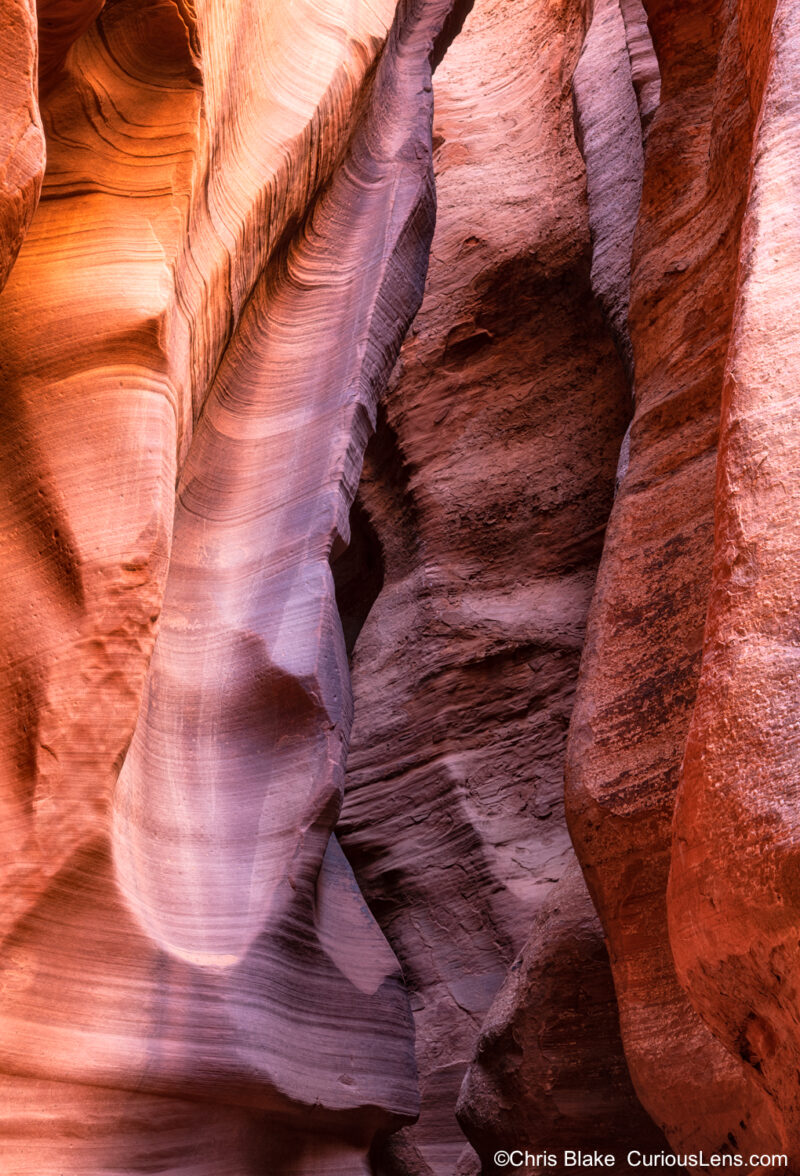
[566, 0, 793, 1162]
[619, 0, 661, 130]
[0, 0, 471, 1172]
[453, 3, 665, 1166]
[572, 0, 650, 379]
[337, 0, 633, 1170]
[4, 0, 800, 1170]
[668, 0, 800, 1158]
[0, 0, 44, 292]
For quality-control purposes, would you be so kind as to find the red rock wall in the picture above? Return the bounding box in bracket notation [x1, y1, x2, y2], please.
[566, 0, 762, 1146]
[668, 0, 800, 1158]
[566, 0, 799, 1164]
[2, 0, 800, 1172]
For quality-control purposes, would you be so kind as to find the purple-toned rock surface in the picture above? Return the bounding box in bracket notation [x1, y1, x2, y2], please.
[338, 0, 632, 1169]
[457, 860, 669, 1173]
[3, 1, 800, 1172]
[0, 1, 471, 1171]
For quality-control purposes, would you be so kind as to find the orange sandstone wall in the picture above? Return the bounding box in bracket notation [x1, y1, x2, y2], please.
[2, 1, 800, 1173]
[0, 2, 471, 1172]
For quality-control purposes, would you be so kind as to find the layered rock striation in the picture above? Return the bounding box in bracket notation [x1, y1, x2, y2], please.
[566, 0, 800, 1164]
[0, 0, 44, 292]
[668, 0, 800, 1157]
[0, 1, 472, 1172]
[457, 861, 668, 1173]
[338, 0, 636, 1169]
[2, 0, 800, 1173]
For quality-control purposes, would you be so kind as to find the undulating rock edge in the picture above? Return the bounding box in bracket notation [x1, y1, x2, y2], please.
[566, 0, 797, 1166]
[0, 1, 472, 1172]
[0, 0, 799, 1174]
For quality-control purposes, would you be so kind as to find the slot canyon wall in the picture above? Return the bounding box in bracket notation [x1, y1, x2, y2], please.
[0, 0, 798, 1174]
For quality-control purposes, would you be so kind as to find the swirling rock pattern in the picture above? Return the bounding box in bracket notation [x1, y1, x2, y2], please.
[4, 0, 800, 1171]
[338, 0, 632, 1169]
[0, 0, 471, 1171]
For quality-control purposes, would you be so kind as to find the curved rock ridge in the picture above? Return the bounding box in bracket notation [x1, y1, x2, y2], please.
[338, 0, 633, 1169]
[456, 861, 669, 1174]
[112, 0, 450, 971]
[668, 0, 800, 1157]
[566, 0, 789, 1160]
[0, 0, 472, 1171]
[0, 0, 44, 292]
[573, 0, 652, 379]
[0, 0, 399, 965]
[36, 0, 106, 89]
[619, 0, 661, 130]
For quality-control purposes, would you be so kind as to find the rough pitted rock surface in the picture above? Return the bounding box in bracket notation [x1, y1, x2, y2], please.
[2, 0, 800, 1173]
[566, 0, 790, 1161]
[456, 860, 669, 1174]
[668, 0, 800, 1158]
[338, 0, 631, 1169]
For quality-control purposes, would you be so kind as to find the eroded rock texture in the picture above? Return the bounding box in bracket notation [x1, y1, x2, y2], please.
[567, 0, 800, 1165]
[457, 861, 668, 1173]
[0, 1, 472, 1172]
[338, 0, 633, 1170]
[668, 0, 800, 1158]
[3, 0, 800, 1172]
[572, 0, 650, 378]
[0, 0, 44, 291]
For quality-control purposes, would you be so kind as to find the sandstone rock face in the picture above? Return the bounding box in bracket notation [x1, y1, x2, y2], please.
[619, 0, 661, 129]
[572, 0, 648, 378]
[450, 7, 667, 1166]
[0, 0, 44, 292]
[338, 0, 633, 1169]
[0, 1, 472, 1172]
[3, 0, 800, 1171]
[668, 0, 800, 1158]
[566, 0, 794, 1162]
[456, 860, 669, 1173]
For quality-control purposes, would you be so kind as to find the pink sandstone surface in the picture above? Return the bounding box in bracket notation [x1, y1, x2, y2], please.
[339, 0, 631, 1168]
[0, 1, 800, 1174]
